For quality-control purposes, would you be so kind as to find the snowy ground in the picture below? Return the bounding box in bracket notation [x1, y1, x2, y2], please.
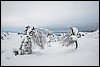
[1, 31, 99, 66]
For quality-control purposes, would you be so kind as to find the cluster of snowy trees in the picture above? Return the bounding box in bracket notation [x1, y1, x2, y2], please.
[2, 25, 99, 56]
[13, 25, 80, 56]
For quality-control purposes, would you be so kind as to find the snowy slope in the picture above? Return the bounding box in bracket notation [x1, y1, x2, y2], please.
[1, 31, 99, 66]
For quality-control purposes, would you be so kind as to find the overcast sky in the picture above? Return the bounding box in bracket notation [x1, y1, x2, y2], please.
[1, 1, 99, 32]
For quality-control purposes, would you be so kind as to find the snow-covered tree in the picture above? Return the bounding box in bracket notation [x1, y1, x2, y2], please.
[47, 31, 56, 47]
[19, 25, 48, 54]
[1, 32, 9, 40]
[19, 35, 32, 55]
[61, 26, 79, 49]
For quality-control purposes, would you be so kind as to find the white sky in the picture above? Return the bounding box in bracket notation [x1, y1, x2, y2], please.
[1, 1, 99, 30]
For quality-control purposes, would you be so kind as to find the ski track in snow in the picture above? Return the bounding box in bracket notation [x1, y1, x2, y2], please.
[1, 31, 99, 66]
